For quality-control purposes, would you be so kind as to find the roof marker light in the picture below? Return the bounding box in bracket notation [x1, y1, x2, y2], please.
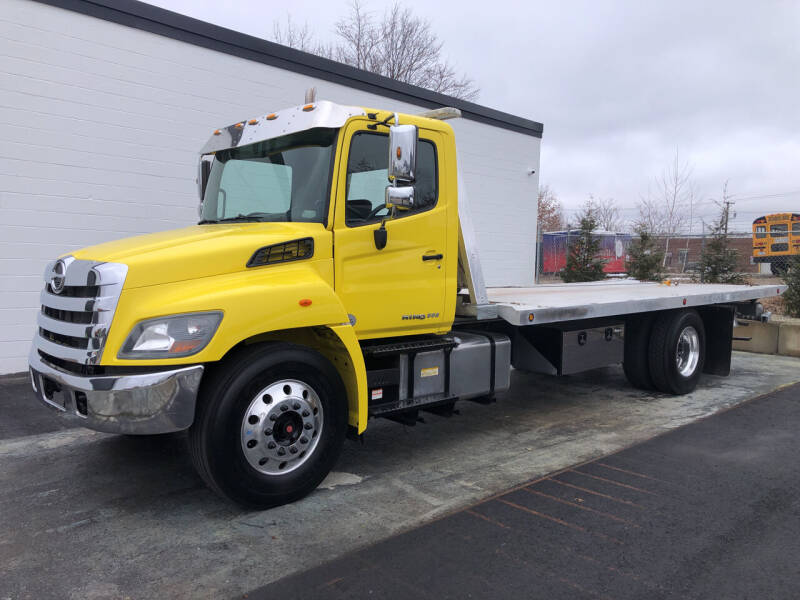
[302, 104, 315, 112]
[248, 119, 258, 125]
[213, 129, 221, 135]
[235, 122, 244, 128]
[266, 113, 278, 121]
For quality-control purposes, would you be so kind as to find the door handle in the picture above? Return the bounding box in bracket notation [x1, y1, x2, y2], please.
[422, 253, 444, 261]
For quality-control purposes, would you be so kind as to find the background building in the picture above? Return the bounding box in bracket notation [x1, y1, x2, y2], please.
[0, 0, 542, 374]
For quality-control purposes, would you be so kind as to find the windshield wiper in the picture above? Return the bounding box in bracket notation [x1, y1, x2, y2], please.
[198, 213, 269, 224]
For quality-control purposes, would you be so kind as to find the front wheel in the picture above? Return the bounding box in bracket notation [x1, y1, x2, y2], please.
[189, 343, 348, 508]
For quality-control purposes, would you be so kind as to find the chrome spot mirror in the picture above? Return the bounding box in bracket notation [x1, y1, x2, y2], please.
[385, 185, 414, 211]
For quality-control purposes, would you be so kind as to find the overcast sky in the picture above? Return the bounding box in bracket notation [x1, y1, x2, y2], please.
[147, 0, 799, 232]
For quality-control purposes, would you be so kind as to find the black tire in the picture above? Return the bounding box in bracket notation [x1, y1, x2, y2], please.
[648, 310, 705, 395]
[189, 342, 348, 509]
[623, 314, 655, 390]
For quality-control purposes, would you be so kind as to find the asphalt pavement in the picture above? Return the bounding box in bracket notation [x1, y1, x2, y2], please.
[249, 382, 800, 600]
[1, 352, 800, 598]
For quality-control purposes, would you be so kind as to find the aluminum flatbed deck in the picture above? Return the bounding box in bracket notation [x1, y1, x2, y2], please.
[487, 280, 786, 326]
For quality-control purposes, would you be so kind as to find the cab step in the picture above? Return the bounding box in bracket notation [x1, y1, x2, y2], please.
[361, 336, 457, 357]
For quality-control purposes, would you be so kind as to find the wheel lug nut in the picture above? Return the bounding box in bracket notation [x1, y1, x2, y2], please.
[246, 440, 257, 449]
[267, 441, 276, 449]
[269, 414, 277, 421]
[280, 405, 289, 412]
[300, 437, 308, 444]
[264, 428, 272, 435]
[304, 423, 312, 430]
[277, 447, 286, 456]
[293, 402, 301, 410]
[289, 446, 298, 454]
[302, 410, 310, 417]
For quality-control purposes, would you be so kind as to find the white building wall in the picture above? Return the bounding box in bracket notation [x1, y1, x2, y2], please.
[0, 0, 541, 374]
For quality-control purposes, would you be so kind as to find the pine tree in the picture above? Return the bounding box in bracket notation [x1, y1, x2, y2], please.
[626, 226, 664, 281]
[698, 208, 746, 284]
[781, 256, 800, 317]
[561, 215, 606, 282]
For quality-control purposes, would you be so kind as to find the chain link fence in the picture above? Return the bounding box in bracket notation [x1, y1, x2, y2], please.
[536, 230, 632, 282]
[535, 230, 794, 282]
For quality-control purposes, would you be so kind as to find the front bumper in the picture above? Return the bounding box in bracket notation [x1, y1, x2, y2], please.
[28, 348, 204, 435]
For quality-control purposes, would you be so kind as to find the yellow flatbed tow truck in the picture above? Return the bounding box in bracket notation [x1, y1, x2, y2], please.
[29, 98, 784, 507]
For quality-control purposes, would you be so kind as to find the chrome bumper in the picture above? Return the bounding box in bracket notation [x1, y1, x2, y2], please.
[28, 348, 204, 435]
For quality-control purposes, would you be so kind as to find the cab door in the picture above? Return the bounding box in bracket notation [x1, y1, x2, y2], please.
[332, 121, 449, 339]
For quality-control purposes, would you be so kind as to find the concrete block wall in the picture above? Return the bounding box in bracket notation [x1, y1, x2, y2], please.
[733, 319, 800, 358]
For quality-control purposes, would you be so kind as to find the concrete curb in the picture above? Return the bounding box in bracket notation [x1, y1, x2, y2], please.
[734, 320, 800, 357]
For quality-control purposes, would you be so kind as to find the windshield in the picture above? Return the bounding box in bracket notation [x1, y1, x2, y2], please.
[200, 127, 338, 224]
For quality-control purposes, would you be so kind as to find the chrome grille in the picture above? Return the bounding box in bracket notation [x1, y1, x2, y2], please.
[34, 256, 128, 365]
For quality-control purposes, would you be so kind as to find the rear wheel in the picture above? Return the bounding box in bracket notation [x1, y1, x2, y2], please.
[648, 310, 705, 395]
[189, 342, 348, 508]
[623, 314, 655, 390]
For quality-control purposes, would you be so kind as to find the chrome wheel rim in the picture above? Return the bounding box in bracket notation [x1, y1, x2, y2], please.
[240, 379, 323, 475]
[676, 326, 700, 378]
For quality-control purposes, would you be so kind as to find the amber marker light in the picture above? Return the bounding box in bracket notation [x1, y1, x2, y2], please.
[170, 340, 203, 354]
[213, 129, 221, 135]
[248, 119, 258, 125]
[528, 313, 534, 322]
[235, 122, 244, 128]
[266, 113, 278, 120]
[299, 299, 312, 307]
[302, 104, 315, 112]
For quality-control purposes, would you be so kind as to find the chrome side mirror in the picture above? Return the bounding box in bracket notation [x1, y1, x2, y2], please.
[388, 124, 417, 183]
[385, 185, 414, 211]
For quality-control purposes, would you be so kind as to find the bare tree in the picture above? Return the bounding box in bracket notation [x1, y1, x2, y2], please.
[331, 0, 379, 69]
[273, 1, 479, 101]
[272, 15, 318, 53]
[587, 195, 622, 231]
[634, 195, 664, 235]
[537, 185, 565, 233]
[635, 149, 695, 264]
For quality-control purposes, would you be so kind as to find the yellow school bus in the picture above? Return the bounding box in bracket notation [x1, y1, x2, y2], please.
[752, 213, 800, 274]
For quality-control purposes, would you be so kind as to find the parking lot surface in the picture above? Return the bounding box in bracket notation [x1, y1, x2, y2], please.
[1, 352, 799, 598]
[252, 381, 800, 599]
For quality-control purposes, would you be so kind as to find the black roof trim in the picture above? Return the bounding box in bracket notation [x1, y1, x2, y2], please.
[33, 0, 543, 138]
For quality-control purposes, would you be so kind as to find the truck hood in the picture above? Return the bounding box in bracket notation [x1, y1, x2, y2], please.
[71, 222, 329, 289]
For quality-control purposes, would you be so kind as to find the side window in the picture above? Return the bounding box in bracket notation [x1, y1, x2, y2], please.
[792, 221, 800, 234]
[345, 131, 438, 226]
[770, 224, 788, 236]
[755, 225, 767, 239]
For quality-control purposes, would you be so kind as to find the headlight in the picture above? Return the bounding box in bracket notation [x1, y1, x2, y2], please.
[118, 312, 223, 359]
